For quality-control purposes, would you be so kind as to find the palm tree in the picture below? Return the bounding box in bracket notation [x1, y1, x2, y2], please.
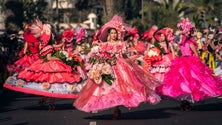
[179, 0, 222, 29]
[151, 0, 184, 29]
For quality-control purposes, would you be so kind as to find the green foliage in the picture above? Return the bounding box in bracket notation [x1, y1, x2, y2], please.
[102, 74, 115, 86]
[22, 0, 49, 23]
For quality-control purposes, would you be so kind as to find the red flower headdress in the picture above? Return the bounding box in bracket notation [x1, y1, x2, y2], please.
[141, 25, 158, 41]
[154, 27, 175, 42]
[125, 27, 139, 39]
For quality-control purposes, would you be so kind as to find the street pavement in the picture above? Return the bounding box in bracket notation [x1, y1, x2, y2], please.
[1, 89, 222, 125]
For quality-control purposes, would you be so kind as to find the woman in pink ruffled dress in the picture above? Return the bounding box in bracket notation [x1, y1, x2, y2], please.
[73, 26, 161, 119]
[157, 18, 222, 111]
[147, 27, 175, 82]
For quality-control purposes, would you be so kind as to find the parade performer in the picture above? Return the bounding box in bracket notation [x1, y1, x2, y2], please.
[145, 27, 175, 82]
[6, 20, 49, 74]
[157, 18, 222, 111]
[4, 22, 81, 110]
[73, 15, 161, 120]
[125, 27, 146, 65]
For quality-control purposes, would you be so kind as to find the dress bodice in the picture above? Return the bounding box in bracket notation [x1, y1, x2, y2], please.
[179, 35, 196, 56]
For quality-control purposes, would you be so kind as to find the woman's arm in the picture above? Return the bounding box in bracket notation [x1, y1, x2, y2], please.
[190, 43, 199, 57]
[23, 42, 28, 54]
[169, 43, 175, 59]
[46, 53, 60, 61]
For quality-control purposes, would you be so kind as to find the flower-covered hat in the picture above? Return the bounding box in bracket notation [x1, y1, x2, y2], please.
[96, 15, 129, 42]
[177, 18, 194, 35]
[141, 25, 158, 41]
[125, 27, 139, 39]
[154, 27, 175, 42]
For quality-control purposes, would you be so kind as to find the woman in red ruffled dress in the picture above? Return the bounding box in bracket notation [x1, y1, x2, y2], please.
[7, 22, 42, 75]
[73, 15, 161, 119]
[4, 23, 81, 110]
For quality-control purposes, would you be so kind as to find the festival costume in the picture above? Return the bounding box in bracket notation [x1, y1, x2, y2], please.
[144, 28, 174, 81]
[73, 15, 161, 112]
[73, 41, 161, 112]
[4, 45, 81, 98]
[157, 35, 222, 102]
[7, 30, 39, 73]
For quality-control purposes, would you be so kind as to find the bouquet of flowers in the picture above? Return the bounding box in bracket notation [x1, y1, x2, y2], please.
[53, 50, 83, 67]
[87, 52, 115, 85]
[143, 47, 162, 69]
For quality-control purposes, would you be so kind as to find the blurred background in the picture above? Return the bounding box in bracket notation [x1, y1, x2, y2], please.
[0, 0, 222, 35]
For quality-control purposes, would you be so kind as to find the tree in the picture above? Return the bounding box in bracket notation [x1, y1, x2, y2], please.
[179, 0, 222, 29]
[151, 0, 182, 29]
[2, 0, 49, 33]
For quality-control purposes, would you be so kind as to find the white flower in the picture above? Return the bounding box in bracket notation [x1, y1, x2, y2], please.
[102, 63, 112, 75]
[147, 49, 159, 56]
[67, 84, 75, 93]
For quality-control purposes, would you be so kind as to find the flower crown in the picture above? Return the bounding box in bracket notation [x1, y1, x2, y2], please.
[177, 18, 194, 34]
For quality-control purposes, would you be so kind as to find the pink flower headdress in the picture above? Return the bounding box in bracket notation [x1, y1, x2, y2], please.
[177, 18, 194, 35]
[97, 15, 129, 42]
[76, 28, 87, 44]
[125, 27, 139, 39]
[29, 20, 52, 48]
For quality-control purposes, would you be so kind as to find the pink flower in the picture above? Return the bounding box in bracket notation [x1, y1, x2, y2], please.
[42, 82, 51, 90]
[17, 79, 25, 86]
[100, 52, 112, 59]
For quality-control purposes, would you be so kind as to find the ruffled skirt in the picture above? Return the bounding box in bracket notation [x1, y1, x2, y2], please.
[4, 59, 83, 98]
[73, 58, 161, 112]
[7, 54, 39, 73]
[149, 53, 173, 81]
[157, 56, 222, 102]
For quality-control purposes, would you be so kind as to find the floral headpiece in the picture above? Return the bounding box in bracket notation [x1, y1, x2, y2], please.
[125, 27, 139, 39]
[76, 28, 87, 44]
[97, 15, 129, 42]
[141, 25, 158, 41]
[29, 20, 52, 48]
[154, 27, 175, 42]
[177, 18, 194, 35]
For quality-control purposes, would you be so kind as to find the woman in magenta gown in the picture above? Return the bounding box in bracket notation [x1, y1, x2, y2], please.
[157, 18, 222, 111]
